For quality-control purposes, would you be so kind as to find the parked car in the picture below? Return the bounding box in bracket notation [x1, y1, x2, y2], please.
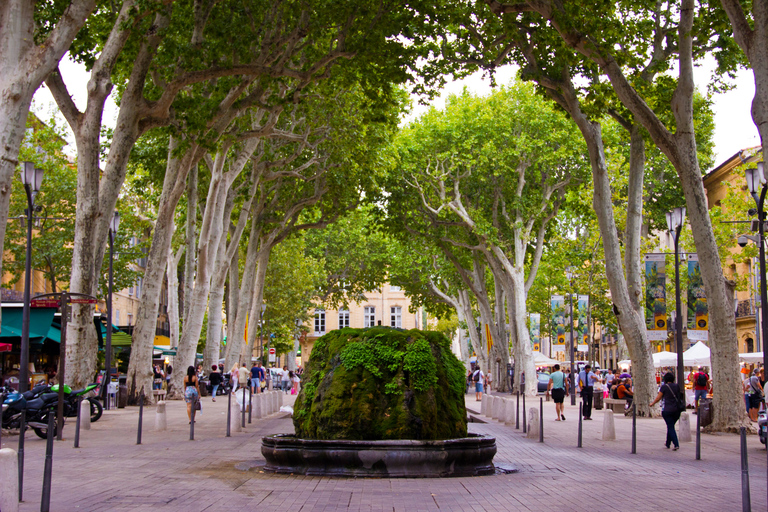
[537, 372, 550, 393]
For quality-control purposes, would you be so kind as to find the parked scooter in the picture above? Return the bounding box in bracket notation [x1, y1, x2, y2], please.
[759, 408, 767, 445]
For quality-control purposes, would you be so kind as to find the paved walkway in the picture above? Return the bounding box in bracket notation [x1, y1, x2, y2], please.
[0, 389, 766, 511]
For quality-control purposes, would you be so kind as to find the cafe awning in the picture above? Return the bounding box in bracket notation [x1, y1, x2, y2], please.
[0, 306, 57, 342]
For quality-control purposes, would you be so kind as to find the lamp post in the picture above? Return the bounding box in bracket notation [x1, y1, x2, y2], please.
[565, 266, 576, 406]
[103, 211, 120, 409]
[19, 162, 44, 393]
[259, 303, 266, 360]
[666, 206, 686, 392]
[746, 163, 768, 385]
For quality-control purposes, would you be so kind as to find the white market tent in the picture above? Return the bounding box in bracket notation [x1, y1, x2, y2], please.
[531, 351, 560, 367]
[740, 352, 765, 364]
[618, 350, 696, 369]
[682, 341, 711, 367]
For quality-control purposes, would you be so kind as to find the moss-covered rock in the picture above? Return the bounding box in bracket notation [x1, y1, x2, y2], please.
[293, 327, 467, 441]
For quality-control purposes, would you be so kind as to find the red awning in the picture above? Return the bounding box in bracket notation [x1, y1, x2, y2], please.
[0, 343, 11, 352]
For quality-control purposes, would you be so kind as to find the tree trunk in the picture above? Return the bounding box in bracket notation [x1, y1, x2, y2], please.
[183, 164, 198, 324]
[167, 246, 184, 349]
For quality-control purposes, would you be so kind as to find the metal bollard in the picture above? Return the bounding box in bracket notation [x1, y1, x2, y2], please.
[18, 409, 25, 501]
[578, 403, 583, 448]
[190, 398, 196, 441]
[522, 393, 527, 433]
[74, 397, 82, 449]
[631, 401, 636, 454]
[515, 391, 520, 429]
[137, 389, 144, 445]
[248, 386, 253, 424]
[241, 387, 246, 428]
[226, 388, 232, 437]
[539, 397, 543, 443]
[40, 409, 55, 512]
[740, 427, 751, 512]
[696, 404, 701, 460]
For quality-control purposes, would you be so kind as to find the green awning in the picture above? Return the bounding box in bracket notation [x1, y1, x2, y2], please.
[0, 307, 57, 342]
[99, 323, 132, 347]
[153, 346, 177, 356]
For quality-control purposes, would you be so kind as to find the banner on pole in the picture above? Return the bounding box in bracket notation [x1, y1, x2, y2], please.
[577, 295, 589, 352]
[645, 254, 668, 341]
[530, 313, 541, 352]
[551, 295, 566, 352]
[687, 254, 708, 340]
[485, 324, 493, 352]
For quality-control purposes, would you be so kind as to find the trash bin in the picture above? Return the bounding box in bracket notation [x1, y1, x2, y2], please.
[117, 376, 128, 409]
[593, 391, 603, 410]
[699, 397, 713, 427]
[199, 379, 208, 397]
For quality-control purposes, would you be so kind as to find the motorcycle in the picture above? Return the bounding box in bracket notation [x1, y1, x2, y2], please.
[759, 409, 767, 445]
[50, 383, 103, 423]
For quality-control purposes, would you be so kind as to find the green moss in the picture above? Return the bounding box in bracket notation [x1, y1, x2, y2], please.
[293, 327, 467, 440]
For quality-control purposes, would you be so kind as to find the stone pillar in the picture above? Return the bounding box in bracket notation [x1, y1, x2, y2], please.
[154, 401, 167, 431]
[278, 391, 284, 407]
[80, 399, 92, 430]
[0, 448, 19, 512]
[254, 394, 263, 419]
[504, 399, 515, 426]
[526, 407, 539, 439]
[486, 396, 495, 418]
[497, 398, 507, 423]
[230, 396, 242, 432]
[272, 391, 279, 413]
[480, 395, 487, 416]
[679, 412, 692, 443]
[601, 409, 615, 441]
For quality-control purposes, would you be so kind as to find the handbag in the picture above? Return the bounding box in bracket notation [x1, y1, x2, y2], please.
[194, 399, 202, 411]
[665, 384, 685, 410]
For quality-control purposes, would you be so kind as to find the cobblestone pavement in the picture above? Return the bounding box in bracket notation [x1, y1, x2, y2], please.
[1, 390, 766, 512]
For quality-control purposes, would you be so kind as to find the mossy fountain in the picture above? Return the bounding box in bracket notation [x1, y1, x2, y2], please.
[261, 327, 496, 477]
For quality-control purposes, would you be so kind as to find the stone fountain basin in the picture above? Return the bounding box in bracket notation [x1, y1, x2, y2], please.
[261, 433, 496, 477]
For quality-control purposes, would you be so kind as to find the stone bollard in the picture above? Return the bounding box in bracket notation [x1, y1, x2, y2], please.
[80, 399, 92, 431]
[679, 412, 692, 443]
[504, 399, 515, 426]
[0, 448, 19, 512]
[497, 398, 506, 423]
[486, 396, 495, 418]
[254, 394, 263, 419]
[492, 396, 501, 420]
[480, 395, 487, 416]
[264, 392, 272, 415]
[230, 396, 242, 432]
[601, 409, 616, 441]
[278, 391, 284, 407]
[526, 407, 539, 439]
[154, 401, 167, 431]
[272, 391, 279, 413]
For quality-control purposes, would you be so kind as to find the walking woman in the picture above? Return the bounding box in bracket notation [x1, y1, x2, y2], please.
[650, 372, 683, 450]
[183, 365, 199, 423]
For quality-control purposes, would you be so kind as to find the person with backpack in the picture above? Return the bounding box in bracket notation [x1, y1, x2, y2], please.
[689, 366, 710, 411]
[744, 369, 764, 421]
[547, 364, 569, 421]
[650, 372, 684, 450]
[472, 366, 485, 401]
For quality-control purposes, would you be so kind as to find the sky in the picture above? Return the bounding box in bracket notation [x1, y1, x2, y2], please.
[32, 56, 759, 169]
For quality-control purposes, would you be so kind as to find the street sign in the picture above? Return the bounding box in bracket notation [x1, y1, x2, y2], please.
[70, 298, 97, 304]
[30, 299, 59, 308]
[268, 348, 276, 355]
[268, 353, 276, 362]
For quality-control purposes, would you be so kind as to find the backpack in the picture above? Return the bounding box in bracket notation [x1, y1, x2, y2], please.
[472, 370, 481, 382]
[696, 372, 707, 387]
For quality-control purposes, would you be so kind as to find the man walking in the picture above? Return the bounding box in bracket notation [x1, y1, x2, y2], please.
[689, 366, 710, 411]
[250, 361, 261, 394]
[578, 364, 599, 420]
[547, 364, 569, 421]
[471, 366, 485, 401]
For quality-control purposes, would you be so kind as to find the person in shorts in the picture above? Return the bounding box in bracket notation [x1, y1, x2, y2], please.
[547, 364, 569, 421]
[471, 366, 485, 401]
[689, 366, 710, 411]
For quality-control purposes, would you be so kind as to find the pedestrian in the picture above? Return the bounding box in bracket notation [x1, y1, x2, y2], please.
[183, 365, 199, 423]
[616, 378, 634, 411]
[152, 365, 164, 390]
[471, 366, 485, 401]
[165, 365, 172, 394]
[604, 368, 615, 395]
[689, 366, 710, 411]
[744, 369, 763, 421]
[486, 370, 493, 393]
[578, 364, 599, 420]
[281, 365, 290, 393]
[547, 364, 568, 421]
[649, 372, 683, 450]
[291, 370, 300, 394]
[229, 363, 240, 391]
[265, 367, 272, 390]
[254, 361, 266, 393]
[237, 363, 250, 392]
[209, 365, 221, 401]
[250, 361, 260, 393]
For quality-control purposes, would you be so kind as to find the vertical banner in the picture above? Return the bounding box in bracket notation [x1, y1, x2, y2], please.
[754, 257, 762, 309]
[530, 313, 541, 352]
[687, 254, 709, 340]
[645, 254, 668, 341]
[485, 324, 493, 352]
[577, 295, 589, 352]
[551, 295, 566, 352]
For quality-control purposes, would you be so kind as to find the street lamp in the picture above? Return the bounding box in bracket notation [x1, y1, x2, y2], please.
[103, 210, 120, 409]
[260, 302, 267, 360]
[746, 162, 768, 388]
[565, 266, 576, 406]
[19, 162, 44, 393]
[666, 206, 686, 392]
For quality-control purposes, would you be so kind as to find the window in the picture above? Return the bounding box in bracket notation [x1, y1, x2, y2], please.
[127, 313, 133, 326]
[314, 309, 326, 334]
[390, 284, 401, 292]
[136, 277, 143, 299]
[115, 309, 120, 325]
[364, 306, 376, 327]
[391, 306, 402, 328]
[338, 309, 350, 328]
